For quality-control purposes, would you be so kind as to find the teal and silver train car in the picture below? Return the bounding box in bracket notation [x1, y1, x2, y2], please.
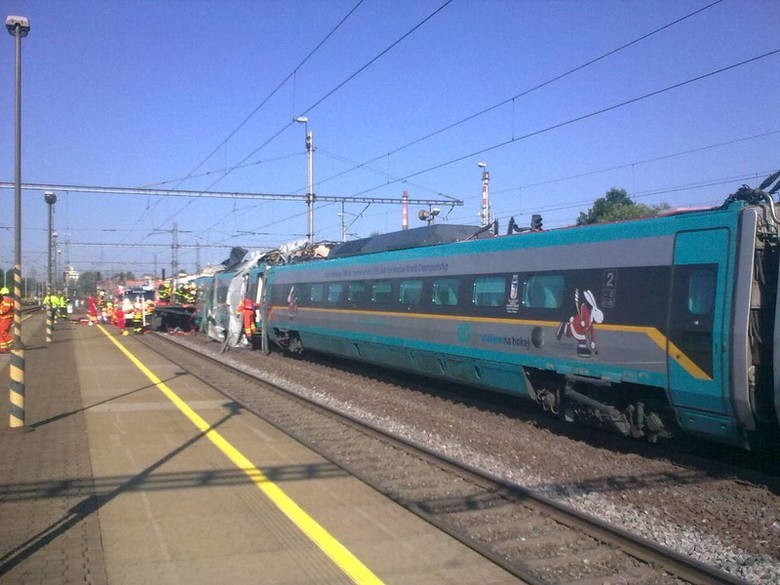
[263, 181, 780, 449]
[203, 253, 266, 347]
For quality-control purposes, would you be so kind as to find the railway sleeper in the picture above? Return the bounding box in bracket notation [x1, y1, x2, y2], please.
[487, 526, 581, 554]
[523, 542, 619, 570]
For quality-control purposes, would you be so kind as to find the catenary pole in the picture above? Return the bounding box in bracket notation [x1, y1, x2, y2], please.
[6, 15, 30, 428]
[44, 191, 57, 343]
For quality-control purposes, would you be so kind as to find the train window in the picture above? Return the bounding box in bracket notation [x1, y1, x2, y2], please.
[296, 284, 310, 306]
[285, 285, 298, 305]
[371, 281, 392, 304]
[348, 281, 368, 305]
[522, 275, 563, 309]
[247, 280, 259, 304]
[473, 276, 506, 307]
[432, 278, 460, 306]
[326, 283, 343, 304]
[310, 283, 325, 303]
[216, 281, 230, 304]
[398, 279, 423, 305]
[688, 268, 715, 315]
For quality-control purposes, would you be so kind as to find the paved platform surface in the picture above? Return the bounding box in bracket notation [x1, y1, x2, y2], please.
[0, 313, 522, 585]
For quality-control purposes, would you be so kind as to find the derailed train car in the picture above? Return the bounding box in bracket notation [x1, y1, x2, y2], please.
[202, 250, 266, 347]
[262, 178, 780, 449]
[197, 241, 325, 347]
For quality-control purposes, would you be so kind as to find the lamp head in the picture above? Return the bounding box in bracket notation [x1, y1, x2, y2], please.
[5, 15, 30, 37]
[44, 191, 57, 205]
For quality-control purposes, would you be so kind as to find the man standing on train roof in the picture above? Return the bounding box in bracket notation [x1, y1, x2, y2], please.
[0, 287, 14, 353]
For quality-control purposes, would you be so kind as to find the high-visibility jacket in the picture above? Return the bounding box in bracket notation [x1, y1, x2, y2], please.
[238, 298, 257, 338]
[0, 295, 13, 351]
[0, 296, 13, 320]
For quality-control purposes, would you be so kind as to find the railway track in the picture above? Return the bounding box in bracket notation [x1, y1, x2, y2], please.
[141, 332, 750, 585]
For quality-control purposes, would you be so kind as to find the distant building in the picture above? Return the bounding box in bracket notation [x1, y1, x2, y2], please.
[64, 265, 79, 289]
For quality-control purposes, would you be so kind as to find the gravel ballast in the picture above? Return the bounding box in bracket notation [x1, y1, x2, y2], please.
[164, 332, 780, 584]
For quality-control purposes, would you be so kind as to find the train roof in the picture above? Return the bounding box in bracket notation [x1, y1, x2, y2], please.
[328, 224, 492, 258]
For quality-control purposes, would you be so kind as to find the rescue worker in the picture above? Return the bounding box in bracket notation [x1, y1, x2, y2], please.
[237, 297, 257, 347]
[113, 300, 128, 335]
[132, 298, 142, 331]
[144, 299, 156, 328]
[157, 282, 172, 305]
[97, 290, 108, 323]
[42, 291, 54, 324]
[105, 301, 115, 325]
[86, 295, 99, 325]
[120, 296, 133, 334]
[176, 282, 196, 305]
[48, 293, 59, 323]
[57, 294, 68, 320]
[0, 287, 14, 353]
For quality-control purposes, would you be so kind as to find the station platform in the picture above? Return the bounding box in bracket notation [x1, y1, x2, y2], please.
[0, 313, 520, 585]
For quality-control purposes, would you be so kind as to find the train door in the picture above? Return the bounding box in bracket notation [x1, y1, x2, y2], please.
[247, 268, 264, 332]
[248, 269, 263, 308]
[667, 228, 730, 427]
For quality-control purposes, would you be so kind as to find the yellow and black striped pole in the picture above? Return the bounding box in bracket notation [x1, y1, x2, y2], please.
[45, 191, 57, 344]
[9, 266, 24, 427]
[7, 15, 30, 428]
[45, 302, 52, 343]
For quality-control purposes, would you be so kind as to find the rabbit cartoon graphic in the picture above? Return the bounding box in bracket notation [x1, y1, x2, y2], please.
[556, 289, 604, 357]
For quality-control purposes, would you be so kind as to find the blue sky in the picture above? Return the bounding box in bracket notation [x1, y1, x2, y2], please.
[0, 0, 778, 281]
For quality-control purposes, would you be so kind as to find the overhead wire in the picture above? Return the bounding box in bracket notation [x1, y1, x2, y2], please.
[203, 0, 456, 192]
[296, 0, 454, 118]
[447, 170, 775, 227]
[347, 49, 780, 198]
[312, 0, 725, 191]
[77, 1, 771, 270]
[83, 0, 697, 260]
[111, 1, 366, 261]
[316, 148, 456, 198]
[177, 0, 367, 186]
[140, 152, 302, 189]
[187, 0, 456, 239]
[492, 129, 780, 195]
[442, 129, 780, 223]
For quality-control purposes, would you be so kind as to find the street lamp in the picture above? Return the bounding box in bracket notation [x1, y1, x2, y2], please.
[6, 14, 29, 428]
[44, 191, 57, 343]
[294, 116, 315, 243]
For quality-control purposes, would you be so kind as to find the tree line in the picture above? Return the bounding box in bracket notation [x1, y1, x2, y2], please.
[576, 187, 668, 225]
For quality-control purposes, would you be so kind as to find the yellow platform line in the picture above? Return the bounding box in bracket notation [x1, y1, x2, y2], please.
[97, 325, 385, 585]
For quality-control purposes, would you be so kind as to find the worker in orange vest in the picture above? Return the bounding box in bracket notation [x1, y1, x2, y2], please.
[0, 287, 14, 353]
[237, 298, 256, 347]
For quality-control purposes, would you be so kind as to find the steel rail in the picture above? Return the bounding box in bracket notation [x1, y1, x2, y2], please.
[143, 332, 751, 585]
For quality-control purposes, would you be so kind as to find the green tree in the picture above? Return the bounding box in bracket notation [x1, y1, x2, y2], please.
[76, 271, 101, 297]
[577, 188, 667, 225]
